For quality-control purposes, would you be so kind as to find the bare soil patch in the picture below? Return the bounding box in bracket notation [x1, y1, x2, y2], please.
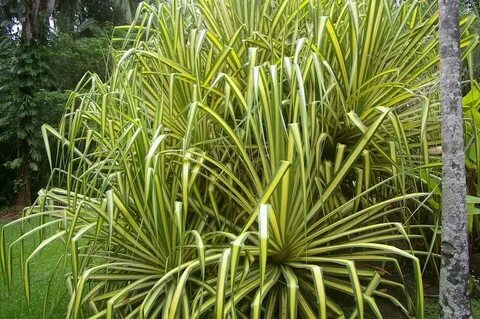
[0, 206, 22, 222]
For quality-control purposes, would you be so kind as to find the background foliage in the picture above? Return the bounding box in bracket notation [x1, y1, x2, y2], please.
[0, 0, 130, 209]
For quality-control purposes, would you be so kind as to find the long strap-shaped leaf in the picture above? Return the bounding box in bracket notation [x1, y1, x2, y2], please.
[308, 107, 390, 219]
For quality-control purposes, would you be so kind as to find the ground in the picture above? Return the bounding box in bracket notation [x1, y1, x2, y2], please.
[0, 220, 68, 319]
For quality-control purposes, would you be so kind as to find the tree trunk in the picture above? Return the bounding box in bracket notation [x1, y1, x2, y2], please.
[13, 140, 31, 211]
[24, 0, 55, 43]
[439, 0, 473, 318]
[12, 0, 56, 210]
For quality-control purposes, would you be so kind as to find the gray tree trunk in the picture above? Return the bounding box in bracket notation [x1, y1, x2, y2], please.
[24, 0, 55, 43]
[439, 0, 473, 318]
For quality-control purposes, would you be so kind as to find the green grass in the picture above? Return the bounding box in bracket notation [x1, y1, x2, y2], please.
[0, 221, 68, 319]
[474, 299, 480, 318]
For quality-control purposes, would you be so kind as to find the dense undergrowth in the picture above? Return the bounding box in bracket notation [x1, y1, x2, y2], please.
[1, 0, 480, 318]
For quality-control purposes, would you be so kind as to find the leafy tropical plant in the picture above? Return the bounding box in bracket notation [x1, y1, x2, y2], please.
[1, 0, 478, 318]
[464, 81, 480, 242]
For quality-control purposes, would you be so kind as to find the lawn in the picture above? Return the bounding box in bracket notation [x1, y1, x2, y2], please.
[0, 221, 68, 319]
[1, 220, 479, 318]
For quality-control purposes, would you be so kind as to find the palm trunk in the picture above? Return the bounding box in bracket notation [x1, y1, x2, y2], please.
[438, 0, 473, 318]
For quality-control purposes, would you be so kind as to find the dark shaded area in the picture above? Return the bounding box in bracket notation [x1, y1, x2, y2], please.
[0, 0, 135, 209]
